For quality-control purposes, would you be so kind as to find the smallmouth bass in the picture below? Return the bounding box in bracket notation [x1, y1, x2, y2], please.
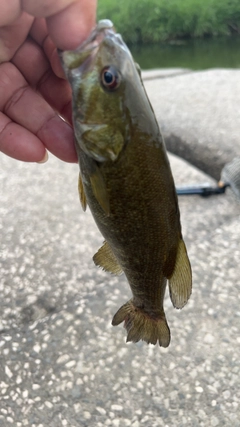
[60, 20, 192, 347]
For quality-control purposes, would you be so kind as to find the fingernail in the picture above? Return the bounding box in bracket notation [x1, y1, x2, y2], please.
[37, 151, 48, 164]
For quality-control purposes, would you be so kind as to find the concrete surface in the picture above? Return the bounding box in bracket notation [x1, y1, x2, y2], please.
[144, 69, 240, 180]
[0, 148, 240, 426]
[142, 69, 191, 80]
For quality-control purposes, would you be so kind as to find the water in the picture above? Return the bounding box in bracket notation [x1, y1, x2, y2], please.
[131, 36, 240, 70]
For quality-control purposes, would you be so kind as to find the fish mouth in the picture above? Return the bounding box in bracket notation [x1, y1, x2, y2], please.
[80, 19, 116, 51]
[59, 20, 126, 73]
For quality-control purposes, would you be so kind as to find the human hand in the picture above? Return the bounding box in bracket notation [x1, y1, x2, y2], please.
[0, 0, 97, 163]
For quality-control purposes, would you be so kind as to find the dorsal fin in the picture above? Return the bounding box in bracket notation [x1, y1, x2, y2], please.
[168, 239, 192, 309]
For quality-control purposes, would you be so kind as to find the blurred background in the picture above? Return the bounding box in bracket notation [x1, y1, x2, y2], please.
[98, 0, 240, 70]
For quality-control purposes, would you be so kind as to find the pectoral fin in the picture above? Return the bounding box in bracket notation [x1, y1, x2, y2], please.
[168, 239, 192, 309]
[90, 166, 110, 215]
[78, 173, 87, 211]
[82, 124, 124, 162]
[93, 241, 123, 275]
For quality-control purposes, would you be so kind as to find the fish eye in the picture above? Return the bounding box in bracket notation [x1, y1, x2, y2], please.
[101, 66, 120, 90]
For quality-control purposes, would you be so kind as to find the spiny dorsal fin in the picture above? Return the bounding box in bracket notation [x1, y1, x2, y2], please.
[90, 167, 110, 215]
[93, 241, 123, 275]
[135, 62, 142, 78]
[168, 239, 192, 309]
[78, 173, 87, 211]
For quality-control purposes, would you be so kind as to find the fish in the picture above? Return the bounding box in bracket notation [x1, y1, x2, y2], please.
[60, 20, 192, 347]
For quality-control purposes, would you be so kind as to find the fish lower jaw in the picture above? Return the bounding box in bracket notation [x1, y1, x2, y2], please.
[112, 299, 170, 347]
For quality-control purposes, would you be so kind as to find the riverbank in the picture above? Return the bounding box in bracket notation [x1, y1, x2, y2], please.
[131, 36, 240, 70]
[98, 0, 240, 44]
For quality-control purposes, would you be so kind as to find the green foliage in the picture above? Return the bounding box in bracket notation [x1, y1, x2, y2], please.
[97, 0, 240, 44]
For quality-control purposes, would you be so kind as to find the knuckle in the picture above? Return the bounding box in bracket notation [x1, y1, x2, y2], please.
[4, 84, 28, 114]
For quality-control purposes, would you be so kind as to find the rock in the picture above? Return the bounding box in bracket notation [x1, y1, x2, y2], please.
[144, 69, 240, 180]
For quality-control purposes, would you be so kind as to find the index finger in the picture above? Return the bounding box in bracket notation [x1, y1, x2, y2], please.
[24, 0, 97, 50]
[47, 0, 97, 50]
[0, 0, 21, 26]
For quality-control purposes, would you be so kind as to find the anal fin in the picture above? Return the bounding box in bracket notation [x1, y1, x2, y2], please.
[93, 241, 123, 275]
[168, 239, 192, 309]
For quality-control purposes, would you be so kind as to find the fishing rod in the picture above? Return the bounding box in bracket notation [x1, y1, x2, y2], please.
[176, 157, 240, 200]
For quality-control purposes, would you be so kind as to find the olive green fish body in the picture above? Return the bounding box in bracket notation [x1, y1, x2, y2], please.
[61, 20, 192, 347]
[79, 134, 179, 297]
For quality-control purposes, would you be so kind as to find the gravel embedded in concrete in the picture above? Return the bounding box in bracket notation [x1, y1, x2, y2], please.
[0, 151, 239, 426]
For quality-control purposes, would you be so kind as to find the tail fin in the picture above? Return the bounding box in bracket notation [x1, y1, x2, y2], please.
[112, 300, 170, 347]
